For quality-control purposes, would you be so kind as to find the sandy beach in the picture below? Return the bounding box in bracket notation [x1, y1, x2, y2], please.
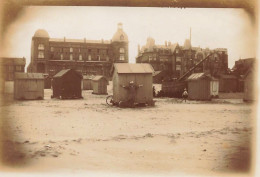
[0, 84, 255, 176]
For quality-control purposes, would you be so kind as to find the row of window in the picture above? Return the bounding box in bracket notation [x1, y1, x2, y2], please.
[38, 51, 125, 61]
[38, 44, 125, 54]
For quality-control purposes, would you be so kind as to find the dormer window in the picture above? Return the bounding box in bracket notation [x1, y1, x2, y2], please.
[38, 44, 44, 50]
[120, 35, 124, 40]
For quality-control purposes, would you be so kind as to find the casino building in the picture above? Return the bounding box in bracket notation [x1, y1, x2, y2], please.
[27, 23, 129, 78]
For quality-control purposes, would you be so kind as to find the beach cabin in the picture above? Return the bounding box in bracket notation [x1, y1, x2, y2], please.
[112, 63, 154, 105]
[92, 75, 108, 95]
[14, 73, 44, 100]
[51, 69, 82, 99]
[243, 69, 255, 102]
[187, 73, 219, 100]
[219, 74, 238, 92]
[82, 75, 94, 90]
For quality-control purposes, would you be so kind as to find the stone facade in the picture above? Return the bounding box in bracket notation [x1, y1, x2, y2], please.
[27, 23, 129, 78]
[136, 37, 228, 79]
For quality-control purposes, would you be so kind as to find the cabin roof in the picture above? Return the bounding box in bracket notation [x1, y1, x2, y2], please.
[53, 69, 82, 78]
[92, 75, 107, 81]
[187, 73, 216, 81]
[113, 63, 154, 74]
[15, 73, 44, 80]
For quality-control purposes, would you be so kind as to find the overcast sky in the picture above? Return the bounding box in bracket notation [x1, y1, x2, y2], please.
[1, 6, 257, 69]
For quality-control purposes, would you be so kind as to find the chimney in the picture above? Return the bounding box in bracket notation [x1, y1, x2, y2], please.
[64, 37, 66, 42]
[138, 44, 140, 54]
[168, 41, 171, 46]
[165, 41, 167, 47]
[84, 38, 86, 43]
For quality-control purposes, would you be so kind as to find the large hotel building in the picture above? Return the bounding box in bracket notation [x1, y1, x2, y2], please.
[28, 23, 128, 78]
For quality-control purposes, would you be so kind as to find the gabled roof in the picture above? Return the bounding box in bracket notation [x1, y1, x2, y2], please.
[92, 75, 108, 81]
[53, 69, 82, 78]
[113, 63, 154, 74]
[83, 75, 95, 80]
[15, 73, 44, 80]
[187, 73, 216, 81]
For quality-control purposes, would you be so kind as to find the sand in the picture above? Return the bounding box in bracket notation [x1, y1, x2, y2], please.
[0, 84, 255, 177]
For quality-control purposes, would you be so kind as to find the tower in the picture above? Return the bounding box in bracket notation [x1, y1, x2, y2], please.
[28, 29, 50, 73]
[111, 23, 129, 63]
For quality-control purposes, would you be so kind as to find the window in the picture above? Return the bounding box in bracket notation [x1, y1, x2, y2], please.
[8, 66, 13, 71]
[176, 65, 181, 71]
[119, 48, 125, 53]
[70, 47, 73, 52]
[88, 55, 91, 61]
[120, 35, 124, 40]
[176, 57, 181, 62]
[149, 56, 152, 61]
[70, 54, 73, 60]
[38, 44, 44, 50]
[119, 54, 125, 61]
[16, 66, 22, 71]
[79, 54, 82, 61]
[106, 56, 109, 61]
[38, 51, 44, 58]
[50, 47, 54, 52]
[176, 49, 179, 54]
[97, 55, 100, 61]
[61, 54, 63, 60]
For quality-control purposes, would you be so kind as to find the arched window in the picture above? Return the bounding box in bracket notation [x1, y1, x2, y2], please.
[119, 48, 125, 53]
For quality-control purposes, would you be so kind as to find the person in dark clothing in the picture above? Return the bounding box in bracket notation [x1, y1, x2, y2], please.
[153, 86, 156, 97]
[121, 81, 143, 107]
[182, 88, 188, 102]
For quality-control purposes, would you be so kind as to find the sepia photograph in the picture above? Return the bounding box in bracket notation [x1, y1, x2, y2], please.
[0, 0, 258, 177]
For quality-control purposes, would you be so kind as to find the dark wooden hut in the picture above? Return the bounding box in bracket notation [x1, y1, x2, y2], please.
[43, 74, 52, 89]
[51, 69, 82, 99]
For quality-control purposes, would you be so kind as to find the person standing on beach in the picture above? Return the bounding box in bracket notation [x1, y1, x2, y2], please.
[182, 88, 188, 102]
[121, 81, 143, 107]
